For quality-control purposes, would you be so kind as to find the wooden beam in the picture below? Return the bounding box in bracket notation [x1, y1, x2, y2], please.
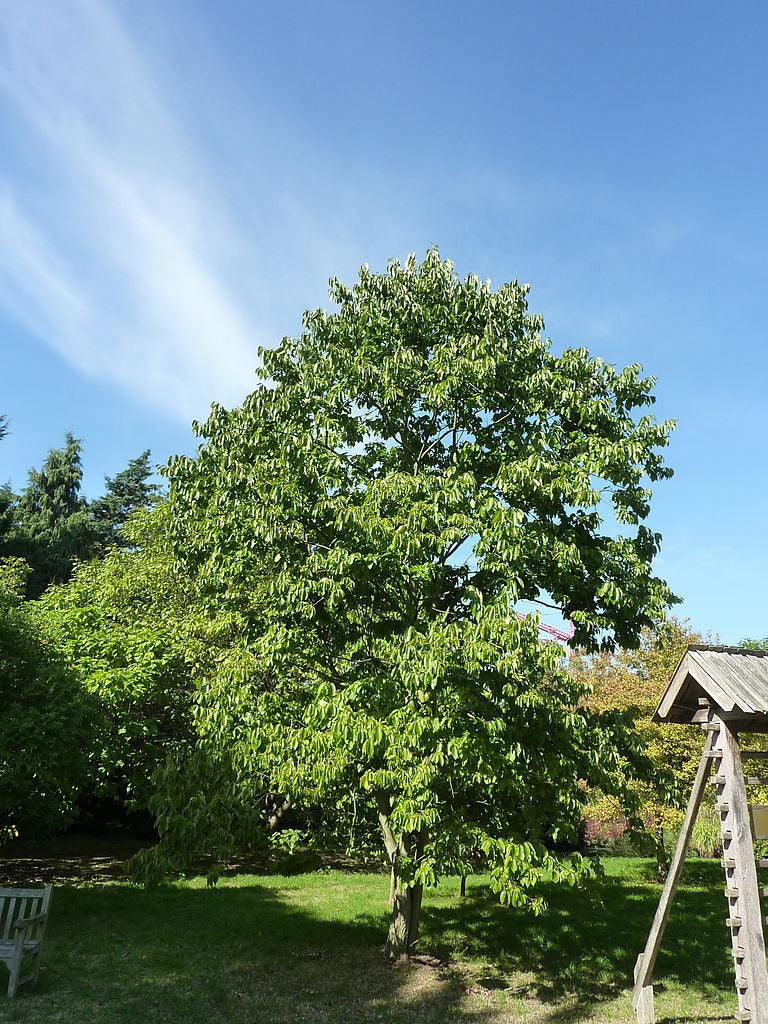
[632, 728, 717, 1021]
[717, 720, 768, 1023]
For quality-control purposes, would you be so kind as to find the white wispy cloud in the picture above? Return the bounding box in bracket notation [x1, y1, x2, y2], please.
[0, 0, 266, 423]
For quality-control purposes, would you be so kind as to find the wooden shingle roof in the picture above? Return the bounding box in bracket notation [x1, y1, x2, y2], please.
[654, 645, 768, 726]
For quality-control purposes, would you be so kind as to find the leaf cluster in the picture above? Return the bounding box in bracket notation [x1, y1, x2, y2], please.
[0, 558, 93, 841]
[572, 618, 709, 838]
[37, 505, 215, 814]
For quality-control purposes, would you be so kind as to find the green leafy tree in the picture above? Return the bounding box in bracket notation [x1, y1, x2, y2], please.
[38, 504, 205, 817]
[10, 433, 96, 596]
[0, 416, 17, 552]
[741, 636, 768, 650]
[90, 450, 161, 553]
[0, 484, 15, 551]
[0, 558, 92, 842]
[156, 250, 676, 957]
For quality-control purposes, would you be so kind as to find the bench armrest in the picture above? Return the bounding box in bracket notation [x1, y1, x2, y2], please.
[13, 912, 48, 932]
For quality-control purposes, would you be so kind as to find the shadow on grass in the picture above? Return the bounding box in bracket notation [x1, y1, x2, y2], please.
[0, 855, 740, 1024]
[0, 835, 154, 886]
[406, 860, 736, 1024]
[0, 878, 502, 1024]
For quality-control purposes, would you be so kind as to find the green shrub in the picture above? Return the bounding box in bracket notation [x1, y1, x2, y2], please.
[0, 558, 93, 840]
[691, 804, 721, 858]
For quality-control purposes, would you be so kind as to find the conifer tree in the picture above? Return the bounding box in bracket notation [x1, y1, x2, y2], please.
[91, 450, 160, 552]
[13, 434, 95, 596]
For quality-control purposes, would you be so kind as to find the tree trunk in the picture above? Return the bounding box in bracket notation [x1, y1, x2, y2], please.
[265, 793, 291, 831]
[460, 875, 466, 898]
[385, 880, 423, 960]
[376, 793, 426, 960]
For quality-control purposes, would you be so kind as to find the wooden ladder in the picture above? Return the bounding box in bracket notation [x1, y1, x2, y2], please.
[633, 716, 768, 1024]
[713, 722, 768, 1022]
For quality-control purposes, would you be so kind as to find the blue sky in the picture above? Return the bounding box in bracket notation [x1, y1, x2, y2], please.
[0, 0, 766, 643]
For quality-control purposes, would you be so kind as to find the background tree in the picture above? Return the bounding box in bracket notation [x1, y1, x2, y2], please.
[90, 450, 161, 553]
[38, 504, 205, 822]
[572, 618, 707, 856]
[148, 250, 676, 957]
[8, 433, 96, 597]
[0, 484, 15, 554]
[4, 436, 160, 596]
[0, 558, 92, 842]
[741, 636, 768, 650]
[0, 415, 16, 555]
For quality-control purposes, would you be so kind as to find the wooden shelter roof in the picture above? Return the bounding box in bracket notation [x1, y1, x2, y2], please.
[654, 644, 768, 726]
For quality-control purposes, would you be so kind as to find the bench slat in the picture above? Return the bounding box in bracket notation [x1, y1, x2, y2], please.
[4, 900, 16, 942]
[0, 888, 53, 899]
[0, 939, 41, 957]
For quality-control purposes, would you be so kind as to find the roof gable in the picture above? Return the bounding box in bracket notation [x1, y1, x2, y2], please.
[654, 645, 768, 725]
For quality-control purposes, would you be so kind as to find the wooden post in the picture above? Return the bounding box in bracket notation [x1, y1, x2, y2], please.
[715, 719, 768, 1023]
[631, 728, 717, 1023]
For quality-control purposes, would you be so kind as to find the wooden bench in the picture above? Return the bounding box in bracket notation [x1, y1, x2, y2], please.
[0, 886, 52, 998]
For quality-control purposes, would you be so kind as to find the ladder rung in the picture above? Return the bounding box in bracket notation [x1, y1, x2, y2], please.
[745, 778, 768, 786]
[725, 887, 740, 898]
[718, 802, 731, 813]
[753, 834, 768, 841]
[758, 859, 768, 868]
[723, 830, 733, 841]
[742, 751, 768, 760]
[703, 723, 721, 732]
[734, 1013, 751, 1022]
[724, 857, 737, 869]
[727, 916, 743, 927]
[711, 775, 727, 786]
[733, 946, 746, 959]
[736, 977, 749, 991]
[704, 750, 722, 759]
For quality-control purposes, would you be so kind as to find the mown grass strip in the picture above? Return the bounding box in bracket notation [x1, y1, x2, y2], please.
[0, 859, 742, 1023]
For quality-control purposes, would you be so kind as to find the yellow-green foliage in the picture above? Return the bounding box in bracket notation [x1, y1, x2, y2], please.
[573, 618, 709, 839]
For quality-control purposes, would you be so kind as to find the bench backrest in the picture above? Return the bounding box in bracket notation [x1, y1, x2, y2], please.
[0, 886, 52, 940]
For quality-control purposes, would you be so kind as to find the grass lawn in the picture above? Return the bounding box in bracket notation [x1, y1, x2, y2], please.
[0, 846, 743, 1023]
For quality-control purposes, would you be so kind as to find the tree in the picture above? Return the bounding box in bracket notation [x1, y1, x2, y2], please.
[38, 504, 205, 819]
[0, 484, 15, 553]
[0, 416, 16, 554]
[90, 450, 161, 553]
[741, 636, 768, 650]
[159, 250, 676, 957]
[10, 433, 96, 596]
[572, 618, 707, 854]
[0, 558, 92, 842]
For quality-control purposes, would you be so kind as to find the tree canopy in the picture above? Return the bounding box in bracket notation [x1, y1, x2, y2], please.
[1, 437, 160, 597]
[573, 618, 706, 854]
[90, 450, 161, 554]
[38, 504, 200, 819]
[147, 250, 676, 956]
[0, 558, 92, 841]
[4, 433, 94, 596]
